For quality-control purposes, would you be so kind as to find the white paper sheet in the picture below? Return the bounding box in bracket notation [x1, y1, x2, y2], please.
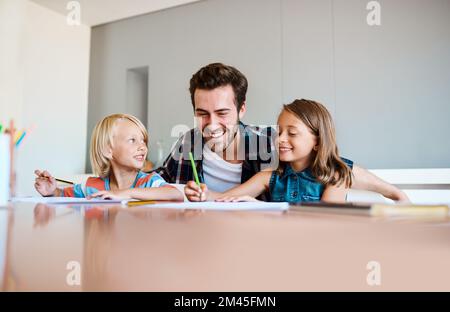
[11, 197, 289, 211]
[10, 197, 123, 205]
[128, 201, 290, 211]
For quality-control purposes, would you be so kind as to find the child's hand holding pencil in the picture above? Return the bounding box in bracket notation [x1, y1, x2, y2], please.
[34, 170, 58, 197]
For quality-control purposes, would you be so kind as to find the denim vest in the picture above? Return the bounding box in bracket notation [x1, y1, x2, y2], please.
[268, 158, 353, 203]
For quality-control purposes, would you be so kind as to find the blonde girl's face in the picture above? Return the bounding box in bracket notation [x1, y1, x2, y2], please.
[108, 119, 148, 170]
[276, 110, 318, 165]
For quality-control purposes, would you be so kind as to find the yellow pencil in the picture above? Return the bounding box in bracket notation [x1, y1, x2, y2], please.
[14, 130, 22, 143]
[126, 200, 157, 207]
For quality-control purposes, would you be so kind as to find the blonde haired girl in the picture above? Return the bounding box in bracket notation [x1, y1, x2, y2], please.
[35, 114, 183, 201]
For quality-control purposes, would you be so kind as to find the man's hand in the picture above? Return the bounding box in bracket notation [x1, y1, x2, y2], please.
[184, 181, 208, 202]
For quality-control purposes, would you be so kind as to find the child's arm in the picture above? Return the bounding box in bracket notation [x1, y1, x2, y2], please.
[321, 180, 349, 203]
[88, 172, 185, 202]
[89, 172, 184, 201]
[34, 170, 63, 197]
[88, 185, 183, 201]
[352, 165, 410, 202]
[128, 186, 184, 201]
[185, 171, 272, 202]
[133, 186, 184, 201]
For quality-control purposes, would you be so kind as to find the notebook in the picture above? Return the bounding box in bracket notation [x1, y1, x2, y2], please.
[290, 201, 449, 217]
[124, 200, 290, 211]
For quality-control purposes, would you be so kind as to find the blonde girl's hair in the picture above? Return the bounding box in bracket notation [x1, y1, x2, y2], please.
[90, 114, 148, 178]
[278, 99, 353, 188]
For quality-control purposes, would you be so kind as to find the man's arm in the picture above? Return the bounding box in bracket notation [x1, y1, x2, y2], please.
[352, 165, 410, 202]
[152, 133, 187, 183]
[154, 153, 177, 183]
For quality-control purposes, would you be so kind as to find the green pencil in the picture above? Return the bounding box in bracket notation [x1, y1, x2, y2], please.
[188, 152, 200, 187]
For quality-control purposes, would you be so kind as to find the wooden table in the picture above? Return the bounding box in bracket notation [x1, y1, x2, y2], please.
[1, 202, 450, 291]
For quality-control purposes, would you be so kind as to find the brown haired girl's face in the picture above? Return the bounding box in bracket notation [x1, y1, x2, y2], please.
[277, 110, 317, 170]
[109, 119, 148, 170]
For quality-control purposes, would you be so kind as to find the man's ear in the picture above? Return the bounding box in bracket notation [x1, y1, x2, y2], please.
[238, 102, 246, 120]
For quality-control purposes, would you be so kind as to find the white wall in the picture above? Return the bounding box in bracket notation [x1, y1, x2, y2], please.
[0, 0, 25, 123]
[0, 0, 91, 196]
[88, 0, 450, 170]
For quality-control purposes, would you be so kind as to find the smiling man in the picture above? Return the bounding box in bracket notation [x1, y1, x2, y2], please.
[156, 63, 408, 201]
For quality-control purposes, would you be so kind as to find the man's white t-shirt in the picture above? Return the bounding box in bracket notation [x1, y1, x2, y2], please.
[202, 145, 243, 193]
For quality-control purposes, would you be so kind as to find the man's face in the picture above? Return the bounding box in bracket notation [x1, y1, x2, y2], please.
[193, 85, 246, 152]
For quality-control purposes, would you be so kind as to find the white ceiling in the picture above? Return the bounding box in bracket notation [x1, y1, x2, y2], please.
[30, 0, 202, 26]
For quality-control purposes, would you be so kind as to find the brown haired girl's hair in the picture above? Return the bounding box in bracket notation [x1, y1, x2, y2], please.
[279, 99, 353, 188]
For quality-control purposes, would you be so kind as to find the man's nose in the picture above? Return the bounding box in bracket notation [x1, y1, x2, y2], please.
[201, 115, 220, 129]
[208, 114, 219, 126]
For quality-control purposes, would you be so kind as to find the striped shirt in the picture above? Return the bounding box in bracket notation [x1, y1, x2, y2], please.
[155, 122, 277, 185]
[62, 171, 169, 198]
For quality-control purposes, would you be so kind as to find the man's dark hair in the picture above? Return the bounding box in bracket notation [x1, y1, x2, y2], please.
[189, 63, 248, 111]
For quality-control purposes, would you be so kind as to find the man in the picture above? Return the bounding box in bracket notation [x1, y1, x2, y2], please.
[156, 63, 408, 202]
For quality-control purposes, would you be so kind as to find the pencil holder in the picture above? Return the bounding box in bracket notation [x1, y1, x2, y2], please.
[0, 134, 11, 206]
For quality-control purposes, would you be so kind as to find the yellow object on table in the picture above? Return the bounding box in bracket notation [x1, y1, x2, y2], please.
[370, 203, 449, 217]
